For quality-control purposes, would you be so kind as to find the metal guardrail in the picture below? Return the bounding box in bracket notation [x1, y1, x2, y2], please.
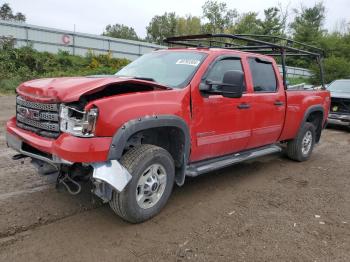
[0, 20, 164, 60]
[0, 20, 312, 78]
[277, 65, 312, 78]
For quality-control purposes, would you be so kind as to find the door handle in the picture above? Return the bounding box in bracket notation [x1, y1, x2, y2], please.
[274, 101, 284, 106]
[237, 103, 251, 109]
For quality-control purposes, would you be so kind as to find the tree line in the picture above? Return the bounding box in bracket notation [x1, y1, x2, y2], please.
[102, 1, 350, 83]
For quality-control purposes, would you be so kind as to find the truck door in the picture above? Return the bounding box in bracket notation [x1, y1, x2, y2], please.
[246, 57, 286, 149]
[190, 56, 253, 162]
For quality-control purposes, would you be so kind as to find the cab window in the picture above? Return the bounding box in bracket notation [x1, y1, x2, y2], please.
[248, 58, 277, 92]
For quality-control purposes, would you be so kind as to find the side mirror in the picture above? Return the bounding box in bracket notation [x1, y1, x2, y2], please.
[199, 70, 244, 98]
[220, 70, 244, 98]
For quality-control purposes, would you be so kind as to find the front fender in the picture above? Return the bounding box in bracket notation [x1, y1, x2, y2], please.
[107, 114, 190, 161]
[107, 115, 191, 186]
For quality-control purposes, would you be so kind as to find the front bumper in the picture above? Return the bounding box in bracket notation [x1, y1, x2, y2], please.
[6, 117, 112, 163]
[7, 117, 132, 195]
[328, 113, 350, 127]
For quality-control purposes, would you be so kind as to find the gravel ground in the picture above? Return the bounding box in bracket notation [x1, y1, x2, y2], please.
[0, 95, 349, 262]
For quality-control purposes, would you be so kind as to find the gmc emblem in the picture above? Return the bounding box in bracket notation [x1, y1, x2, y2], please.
[17, 106, 40, 120]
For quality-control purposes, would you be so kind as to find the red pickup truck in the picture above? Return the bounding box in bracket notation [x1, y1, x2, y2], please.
[6, 34, 330, 223]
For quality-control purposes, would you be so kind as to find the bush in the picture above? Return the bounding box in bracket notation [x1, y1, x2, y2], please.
[0, 46, 130, 94]
[311, 56, 350, 84]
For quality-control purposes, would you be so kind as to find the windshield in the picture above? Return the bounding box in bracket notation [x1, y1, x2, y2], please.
[328, 80, 350, 93]
[115, 51, 206, 88]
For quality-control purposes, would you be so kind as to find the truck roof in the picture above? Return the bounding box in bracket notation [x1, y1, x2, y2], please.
[164, 47, 274, 60]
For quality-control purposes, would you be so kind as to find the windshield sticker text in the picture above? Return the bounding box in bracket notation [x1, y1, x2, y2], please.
[176, 59, 200, 67]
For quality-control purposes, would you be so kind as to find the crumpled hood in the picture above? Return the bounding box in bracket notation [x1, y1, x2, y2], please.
[16, 76, 170, 103]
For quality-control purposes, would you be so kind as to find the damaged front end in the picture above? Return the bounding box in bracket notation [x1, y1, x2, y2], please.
[91, 160, 132, 202]
[9, 133, 132, 200]
[8, 95, 134, 201]
[53, 160, 132, 201]
[55, 160, 132, 201]
[9, 77, 170, 201]
[328, 97, 350, 127]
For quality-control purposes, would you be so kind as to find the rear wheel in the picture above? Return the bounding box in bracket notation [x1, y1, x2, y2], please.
[109, 144, 175, 223]
[286, 122, 316, 162]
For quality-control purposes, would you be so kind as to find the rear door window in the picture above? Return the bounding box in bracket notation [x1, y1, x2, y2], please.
[248, 58, 277, 92]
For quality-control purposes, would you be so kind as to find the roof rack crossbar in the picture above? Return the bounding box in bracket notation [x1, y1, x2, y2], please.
[164, 33, 326, 89]
[164, 33, 324, 57]
[236, 34, 323, 52]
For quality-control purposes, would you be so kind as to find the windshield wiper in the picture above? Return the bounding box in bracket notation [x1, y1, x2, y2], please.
[115, 75, 156, 82]
[115, 75, 172, 89]
[132, 76, 157, 82]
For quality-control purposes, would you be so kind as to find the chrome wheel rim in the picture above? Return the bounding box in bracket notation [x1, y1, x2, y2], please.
[136, 164, 167, 209]
[301, 130, 313, 155]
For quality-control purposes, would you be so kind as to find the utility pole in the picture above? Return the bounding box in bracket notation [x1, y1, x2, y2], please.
[72, 24, 76, 55]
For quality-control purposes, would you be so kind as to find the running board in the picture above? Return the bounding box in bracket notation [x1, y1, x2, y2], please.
[186, 144, 282, 177]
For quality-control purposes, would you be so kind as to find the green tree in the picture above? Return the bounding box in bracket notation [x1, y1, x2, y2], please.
[103, 24, 139, 41]
[312, 56, 350, 83]
[146, 12, 177, 44]
[233, 12, 262, 34]
[318, 32, 350, 59]
[290, 2, 326, 44]
[261, 7, 286, 36]
[176, 15, 202, 35]
[0, 3, 26, 22]
[202, 0, 237, 33]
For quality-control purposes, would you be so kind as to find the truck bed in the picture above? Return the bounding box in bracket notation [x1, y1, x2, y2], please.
[279, 89, 330, 141]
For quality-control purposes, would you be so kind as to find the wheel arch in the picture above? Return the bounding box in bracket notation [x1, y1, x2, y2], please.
[107, 115, 190, 186]
[302, 105, 324, 143]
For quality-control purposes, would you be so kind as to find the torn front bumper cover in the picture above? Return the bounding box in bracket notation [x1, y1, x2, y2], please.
[7, 131, 132, 200]
[91, 160, 132, 202]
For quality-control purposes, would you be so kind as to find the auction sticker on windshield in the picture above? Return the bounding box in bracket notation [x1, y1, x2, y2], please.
[176, 59, 200, 66]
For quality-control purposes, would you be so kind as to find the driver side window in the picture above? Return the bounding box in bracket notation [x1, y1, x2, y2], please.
[206, 58, 245, 91]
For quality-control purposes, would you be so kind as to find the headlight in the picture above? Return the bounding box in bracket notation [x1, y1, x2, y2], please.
[60, 105, 99, 137]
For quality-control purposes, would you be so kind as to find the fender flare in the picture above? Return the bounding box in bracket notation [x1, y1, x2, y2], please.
[300, 104, 325, 142]
[301, 105, 324, 125]
[107, 115, 190, 186]
[303, 105, 324, 123]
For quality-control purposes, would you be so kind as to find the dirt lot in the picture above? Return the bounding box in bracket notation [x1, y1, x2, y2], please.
[0, 95, 349, 262]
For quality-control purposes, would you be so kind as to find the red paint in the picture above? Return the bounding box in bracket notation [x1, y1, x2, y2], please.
[16, 77, 170, 103]
[62, 35, 71, 45]
[7, 117, 111, 163]
[7, 48, 330, 164]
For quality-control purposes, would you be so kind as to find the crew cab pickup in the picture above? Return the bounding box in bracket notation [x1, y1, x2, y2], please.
[6, 34, 331, 223]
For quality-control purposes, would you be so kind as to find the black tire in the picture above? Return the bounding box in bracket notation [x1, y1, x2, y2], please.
[286, 122, 316, 162]
[109, 144, 175, 223]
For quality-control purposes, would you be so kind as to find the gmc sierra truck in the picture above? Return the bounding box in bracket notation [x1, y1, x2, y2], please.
[6, 34, 330, 223]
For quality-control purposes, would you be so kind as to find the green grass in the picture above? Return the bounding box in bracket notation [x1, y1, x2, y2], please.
[287, 77, 312, 86]
[0, 46, 130, 94]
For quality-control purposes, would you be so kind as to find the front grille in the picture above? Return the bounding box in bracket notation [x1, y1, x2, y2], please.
[16, 96, 61, 138]
[330, 97, 350, 114]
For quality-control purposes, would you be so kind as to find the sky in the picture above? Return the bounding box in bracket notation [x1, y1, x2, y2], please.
[4, 0, 350, 37]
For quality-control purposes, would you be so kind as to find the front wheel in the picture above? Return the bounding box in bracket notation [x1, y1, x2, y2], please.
[286, 122, 316, 162]
[109, 144, 175, 223]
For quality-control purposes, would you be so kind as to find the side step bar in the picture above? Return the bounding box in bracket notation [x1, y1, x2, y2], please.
[186, 144, 282, 177]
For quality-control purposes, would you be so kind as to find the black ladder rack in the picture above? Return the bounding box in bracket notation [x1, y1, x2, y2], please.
[164, 34, 325, 89]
